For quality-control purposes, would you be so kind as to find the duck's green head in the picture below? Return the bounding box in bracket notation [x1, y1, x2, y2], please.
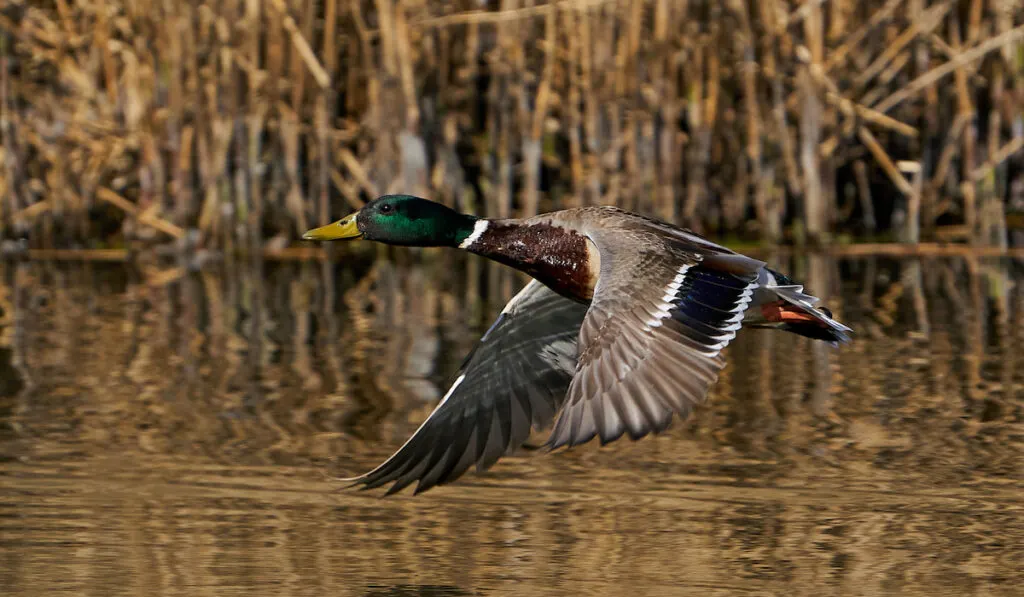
[302, 195, 479, 247]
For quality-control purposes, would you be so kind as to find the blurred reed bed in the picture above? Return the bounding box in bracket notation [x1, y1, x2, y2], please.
[0, 0, 1022, 252]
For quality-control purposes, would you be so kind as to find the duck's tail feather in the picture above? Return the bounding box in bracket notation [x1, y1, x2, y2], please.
[745, 276, 853, 346]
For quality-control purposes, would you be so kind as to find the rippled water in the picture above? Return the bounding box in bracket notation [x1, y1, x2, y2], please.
[0, 252, 1021, 596]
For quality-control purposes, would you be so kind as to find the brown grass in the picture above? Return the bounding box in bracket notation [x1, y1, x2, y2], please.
[0, 0, 1022, 251]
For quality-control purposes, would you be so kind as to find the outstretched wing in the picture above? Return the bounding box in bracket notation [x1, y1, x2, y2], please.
[346, 280, 589, 494]
[548, 232, 764, 449]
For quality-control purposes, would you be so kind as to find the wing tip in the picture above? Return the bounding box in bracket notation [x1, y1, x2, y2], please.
[332, 474, 443, 497]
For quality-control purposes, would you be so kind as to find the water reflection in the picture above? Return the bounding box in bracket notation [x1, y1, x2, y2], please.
[0, 252, 1021, 596]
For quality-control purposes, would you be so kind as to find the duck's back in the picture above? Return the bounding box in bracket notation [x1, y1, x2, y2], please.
[532, 206, 742, 258]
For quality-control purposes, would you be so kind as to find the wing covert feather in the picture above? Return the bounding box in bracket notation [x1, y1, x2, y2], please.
[548, 227, 764, 449]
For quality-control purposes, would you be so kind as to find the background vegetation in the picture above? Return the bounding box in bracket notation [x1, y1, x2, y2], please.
[1, 0, 1023, 252]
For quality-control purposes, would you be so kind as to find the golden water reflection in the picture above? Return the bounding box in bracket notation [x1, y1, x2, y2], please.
[0, 252, 1021, 596]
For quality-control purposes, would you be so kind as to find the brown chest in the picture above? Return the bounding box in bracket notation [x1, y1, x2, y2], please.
[470, 223, 599, 302]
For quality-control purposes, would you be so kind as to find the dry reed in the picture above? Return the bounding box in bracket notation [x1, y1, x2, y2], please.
[0, 0, 1022, 251]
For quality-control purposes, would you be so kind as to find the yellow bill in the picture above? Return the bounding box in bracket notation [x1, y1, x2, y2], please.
[302, 212, 362, 241]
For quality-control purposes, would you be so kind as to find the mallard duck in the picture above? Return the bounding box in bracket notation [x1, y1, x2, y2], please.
[304, 195, 851, 495]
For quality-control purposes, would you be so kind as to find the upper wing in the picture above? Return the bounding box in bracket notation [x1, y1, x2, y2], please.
[547, 232, 764, 449]
[345, 279, 589, 495]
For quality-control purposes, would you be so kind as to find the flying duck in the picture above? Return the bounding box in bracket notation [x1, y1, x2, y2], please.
[304, 195, 851, 494]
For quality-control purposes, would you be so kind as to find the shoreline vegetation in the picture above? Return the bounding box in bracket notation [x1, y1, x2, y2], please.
[9, 242, 1024, 264]
[1, 1, 1023, 253]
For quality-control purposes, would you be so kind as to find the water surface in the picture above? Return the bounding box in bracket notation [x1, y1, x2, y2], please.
[1, 252, 1021, 596]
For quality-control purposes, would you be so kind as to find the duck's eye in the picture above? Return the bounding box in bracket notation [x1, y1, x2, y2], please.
[380, 204, 393, 214]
